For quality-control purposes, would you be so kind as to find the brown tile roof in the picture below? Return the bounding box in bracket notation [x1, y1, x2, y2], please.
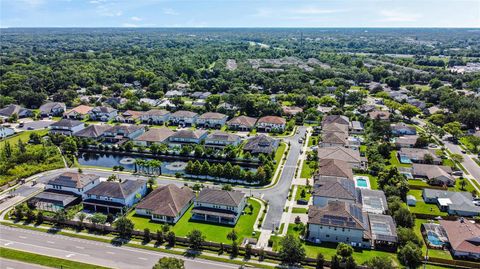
[321, 115, 350, 126]
[322, 123, 349, 134]
[66, 105, 92, 115]
[317, 159, 353, 179]
[321, 131, 348, 145]
[198, 112, 227, 120]
[196, 188, 245, 207]
[227, 116, 258, 127]
[312, 177, 356, 200]
[48, 172, 99, 189]
[136, 184, 194, 217]
[439, 219, 480, 255]
[369, 110, 390, 120]
[170, 129, 207, 140]
[317, 146, 361, 163]
[135, 127, 174, 142]
[308, 201, 369, 232]
[257, 116, 286, 125]
[170, 110, 198, 118]
[282, 106, 303, 115]
[122, 110, 144, 119]
[142, 109, 169, 116]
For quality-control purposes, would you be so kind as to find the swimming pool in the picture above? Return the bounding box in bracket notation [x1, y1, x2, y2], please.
[354, 176, 371, 189]
[399, 155, 413, 164]
[427, 232, 444, 247]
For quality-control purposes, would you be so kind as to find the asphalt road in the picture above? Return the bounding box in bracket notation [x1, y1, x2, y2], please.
[0, 226, 240, 269]
[0, 259, 49, 269]
[444, 139, 480, 182]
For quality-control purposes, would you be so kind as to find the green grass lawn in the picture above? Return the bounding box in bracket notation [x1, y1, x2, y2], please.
[0, 247, 109, 269]
[460, 136, 478, 153]
[448, 178, 476, 193]
[414, 219, 453, 260]
[300, 161, 316, 178]
[441, 158, 455, 168]
[389, 151, 412, 168]
[275, 142, 287, 165]
[128, 198, 261, 244]
[408, 179, 430, 188]
[407, 190, 448, 216]
[0, 129, 49, 149]
[307, 135, 319, 147]
[294, 185, 312, 201]
[291, 207, 308, 214]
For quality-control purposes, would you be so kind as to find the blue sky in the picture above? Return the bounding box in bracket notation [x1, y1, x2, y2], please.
[1, 0, 479, 28]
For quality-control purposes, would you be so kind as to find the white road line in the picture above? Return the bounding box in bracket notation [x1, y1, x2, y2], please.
[75, 246, 85, 249]
[47, 241, 55, 244]
[0, 239, 89, 257]
[106, 251, 115, 255]
[18, 236, 27, 239]
[66, 253, 75, 258]
[4, 242, 13, 246]
[137, 257, 147, 260]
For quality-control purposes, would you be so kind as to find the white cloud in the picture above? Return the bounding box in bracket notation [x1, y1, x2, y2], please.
[131, 16, 142, 21]
[162, 8, 179, 16]
[379, 10, 422, 22]
[122, 23, 138, 27]
[292, 7, 347, 15]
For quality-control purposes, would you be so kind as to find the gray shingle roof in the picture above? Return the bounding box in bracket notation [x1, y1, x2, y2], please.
[48, 172, 99, 189]
[73, 124, 110, 138]
[313, 177, 356, 200]
[85, 180, 146, 199]
[196, 188, 245, 207]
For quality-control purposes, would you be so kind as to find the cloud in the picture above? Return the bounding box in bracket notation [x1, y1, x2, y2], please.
[130, 16, 142, 21]
[379, 10, 421, 22]
[122, 23, 138, 27]
[162, 8, 179, 16]
[292, 7, 347, 15]
[254, 6, 347, 18]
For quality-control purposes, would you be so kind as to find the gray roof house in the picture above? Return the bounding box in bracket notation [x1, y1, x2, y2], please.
[205, 131, 241, 147]
[133, 127, 174, 146]
[191, 188, 246, 225]
[102, 125, 145, 143]
[317, 146, 365, 169]
[243, 134, 279, 155]
[321, 115, 350, 126]
[314, 159, 353, 182]
[312, 177, 356, 207]
[168, 129, 208, 144]
[422, 189, 480, 217]
[169, 110, 198, 127]
[49, 119, 85, 135]
[196, 112, 228, 129]
[391, 123, 417, 136]
[320, 131, 348, 148]
[73, 124, 111, 139]
[359, 189, 388, 214]
[368, 213, 398, 248]
[0, 104, 33, 119]
[395, 135, 418, 148]
[88, 106, 118, 122]
[227, 116, 258, 131]
[398, 148, 442, 165]
[412, 164, 454, 186]
[39, 102, 66, 117]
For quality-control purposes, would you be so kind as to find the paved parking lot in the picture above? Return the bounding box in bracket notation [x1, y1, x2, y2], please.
[17, 120, 54, 131]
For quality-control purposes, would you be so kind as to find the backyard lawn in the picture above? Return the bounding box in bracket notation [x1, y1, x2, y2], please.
[128, 198, 261, 244]
[307, 135, 319, 147]
[0, 129, 49, 148]
[355, 173, 378, 190]
[300, 161, 316, 178]
[389, 151, 412, 168]
[414, 219, 452, 260]
[448, 178, 476, 193]
[407, 190, 448, 217]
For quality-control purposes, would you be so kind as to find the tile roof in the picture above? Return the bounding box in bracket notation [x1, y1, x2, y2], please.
[170, 110, 198, 118]
[199, 112, 227, 120]
[121, 110, 144, 119]
[227, 116, 258, 127]
[48, 172, 99, 189]
[316, 159, 353, 179]
[321, 115, 350, 126]
[136, 184, 194, 217]
[322, 123, 349, 134]
[135, 127, 174, 142]
[312, 177, 356, 200]
[142, 109, 169, 117]
[0, 104, 31, 117]
[196, 188, 245, 207]
[308, 201, 369, 232]
[206, 131, 241, 142]
[282, 106, 303, 115]
[40, 102, 65, 113]
[170, 129, 207, 140]
[66, 105, 92, 115]
[73, 124, 110, 138]
[317, 146, 361, 163]
[321, 131, 348, 145]
[243, 134, 279, 154]
[412, 164, 453, 180]
[369, 110, 391, 120]
[257, 116, 286, 125]
[439, 219, 480, 255]
[86, 180, 146, 199]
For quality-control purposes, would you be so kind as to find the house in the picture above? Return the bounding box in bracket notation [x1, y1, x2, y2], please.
[217, 102, 238, 112]
[0, 126, 15, 138]
[45, 172, 100, 196]
[192, 99, 206, 107]
[369, 110, 391, 121]
[116, 110, 143, 124]
[307, 201, 371, 248]
[320, 131, 348, 148]
[256, 116, 286, 132]
[359, 189, 388, 214]
[165, 90, 184, 98]
[157, 98, 176, 109]
[168, 129, 208, 145]
[191, 91, 212, 99]
[317, 146, 365, 169]
[83, 179, 147, 214]
[243, 134, 279, 155]
[439, 219, 480, 260]
[322, 122, 349, 134]
[140, 109, 170, 125]
[391, 123, 417, 136]
[88, 106, 118, 122]
[312, 177, 356, 207]
[422, 189, 480, 217]
[73, 124, 111, 139]
[39, 102, 66, 117]
[317, 106, 334, 114]
[349, 121, 364, 134]
[64, 105, 93, 120]
[412, 164, 454, 186]
[358, 104, 376, 113]
[102, 125, 145, 143]
[398, 148, 441, 165]
[227, 116, 257, 131]
[282, 106, 303, 116]
[314, 159, 353, 183]
[28, 191, 80, 212]
[322, 115, 349, 126]
[0, 104, 33, 119]
[191, 188, 246, 225]
[205, 131, 242, 147]
[49, 119, 85, 135]
[368, 214, 398, 250]
[196, 112, 228, 129]
[104, 97, 127, 107]
[140, 98, 160, 107]
[135, 184, 194, 224]
[168, 110, 198, 127]
[395, 135, 418, 148]
[133, 127, 174, 146]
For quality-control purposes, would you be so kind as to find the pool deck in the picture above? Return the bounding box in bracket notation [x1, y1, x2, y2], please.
[353, 175, 371, 189]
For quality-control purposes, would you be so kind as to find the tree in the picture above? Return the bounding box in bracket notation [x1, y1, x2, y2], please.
[61, 136, 78, 154]
[167, 231, 176, 246]
[245, 243, 252, 259]
[398, 242, 423, 268]
[450, 153, 464, 163]
[394, 207, 415, 228]
[423, 153, 434, 164]
[36, 211, 44, 224]
[278, 234, 306, 265]
[459, 178, 467, 191]
[336, 242, 353, 259]
[90, 213, 107, 227]
[231, 240, 239, 257]
[345, 256, 356, 269]
[330, 255, 341, 269]
[152, 257, 185, 269]
[144, 228, 151, 242]
[156, 230, 164, 244]
[397, 227, 423, 247]
[363, 257, 395, 269]
[399, 104, 420, 120]
[442, 121, 462, 140]
[187, 229, 205, 250]
[222, 184, 233, 191]
[315, 253, 325, 269]
[78, 212, 87, 227]
[226, 229, 238, 242]
[115, 217, 134, 238]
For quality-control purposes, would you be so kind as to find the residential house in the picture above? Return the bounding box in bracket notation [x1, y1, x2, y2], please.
[349, 121, 364, 134]
[312, 177, 356, 207]
[28, 191, 80, 212]
[322, 115, 350, 126]
[217, 102, 238, 112]
[243, 134, 279, 155]
[39, 102, 66, 117]
[102, 125, 145, 143]
[317, 146, 365, 169]
[83, 179, 147, 214]
[322, 122, 349, 134]
[116, 110, 143, 124]
[307, 201, 371, 248]
[104, 97, 127, 107]
[165, 90, 184, 98]
[191, 91, 211, 99]
[256, 116, 286, 133]
[317, 106, 333, 114]
[141, 109, 170, 125]
[227, 116, 257, 131]
[88, 106, 118, 122]
[157, 98, 176, 109]
[368, 214, 398, 250]
[398, 148, 441, 165]
[359, 189, 388, 214]
[422, 189, 480, 217]
[140, 98, 160, 107]
[205, 132, 242, 147]
[412, 164, 455, 186]
[135, 184, 194, 224]
[197, 112, 228, 129]
[73, 124, 111, 139]
[45, 172, 100, 196]
[314, 159, 353, 184]
[133, 127, 174, 146]
[169, 110, 198, 127]
[358, 104, 376, 113]
[64, 105, 93, 120]
[0, 104, 33, 119]
[391, 123, 417, 136]
[320, 131, 348, 148]
[439, 219, 480, 260]
[168, 129, 208, 145]
[191, 188, 246, 225]
[192, 99, 206, 107]
[49, 119, 85, 135]
[0, 126, 14, 138]
[369, 110, 391, 121]
[395, 135, 418, 148]
[282, 106, 303, 116]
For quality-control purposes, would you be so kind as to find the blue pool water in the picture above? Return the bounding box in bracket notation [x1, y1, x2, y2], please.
[427, 232, 443, 246]
[356, 178, 368, 187]
[399, 155, 413, 164]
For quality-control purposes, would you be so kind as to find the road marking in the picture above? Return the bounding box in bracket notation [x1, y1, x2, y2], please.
[18, 236, 27, 239]
[47, 241, 55, 244]
[66, 253, 75, 258]
[106, 251, 115, 255]
[75, 246, 85, 249]
[4, 242, 13, 246]
[138, 257, 147, 260]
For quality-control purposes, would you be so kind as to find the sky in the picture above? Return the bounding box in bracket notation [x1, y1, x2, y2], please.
[1, 0, 479, 28]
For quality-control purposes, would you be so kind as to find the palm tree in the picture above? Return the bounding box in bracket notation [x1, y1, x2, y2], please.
[149, 160, 162, 175]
